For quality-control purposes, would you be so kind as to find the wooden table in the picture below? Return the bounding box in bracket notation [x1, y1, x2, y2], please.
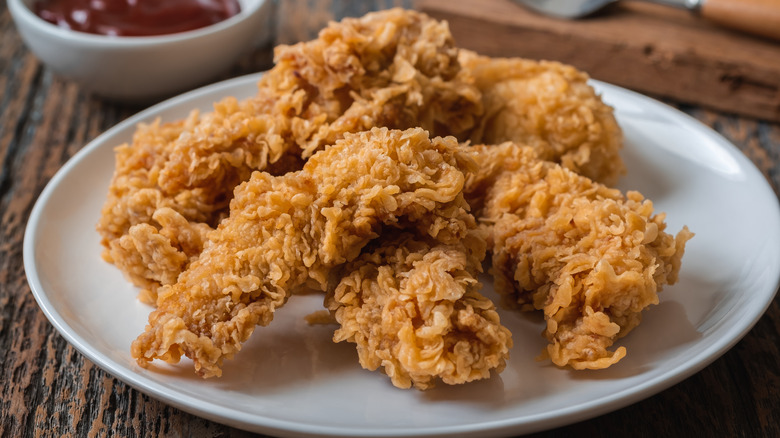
[1, 1, 778, 436]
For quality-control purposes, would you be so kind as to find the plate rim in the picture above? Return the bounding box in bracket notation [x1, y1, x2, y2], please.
[22, 73, 780, 437]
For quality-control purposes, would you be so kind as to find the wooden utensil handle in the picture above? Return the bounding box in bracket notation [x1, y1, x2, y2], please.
[700, 0, 780, 41]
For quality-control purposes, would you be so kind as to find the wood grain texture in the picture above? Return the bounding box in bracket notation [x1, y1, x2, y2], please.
[417, 0, 780, 122]
[1, 1, 778, 437]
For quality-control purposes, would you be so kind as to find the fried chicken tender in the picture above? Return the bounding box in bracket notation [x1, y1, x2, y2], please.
[159, 8, 484, 195]
[131, 128, 477, 377]
[326, 231, 512, 390]
[468, 143, 692, 369]
[96, 117, 216, 301]
[460, 51, 625, 186]
[98, 8, 484, 302]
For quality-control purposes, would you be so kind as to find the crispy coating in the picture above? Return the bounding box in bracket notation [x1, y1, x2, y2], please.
[98, 8, 483, 302]
[108, 207, 213, 304]
[131, 128, 477, 377]
[159, 8, 483, 193]
[99, 8, 689, 382]
[470, 143, 692, 369]
[97, 116, 220, 301]
[326, 231, 512, 390]
[461, 51, 625, 186]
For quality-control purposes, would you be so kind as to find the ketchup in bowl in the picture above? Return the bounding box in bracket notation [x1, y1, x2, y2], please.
[33, 0, 241, 37]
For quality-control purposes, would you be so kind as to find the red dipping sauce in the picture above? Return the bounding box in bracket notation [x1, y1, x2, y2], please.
[33, 0, 241, 37]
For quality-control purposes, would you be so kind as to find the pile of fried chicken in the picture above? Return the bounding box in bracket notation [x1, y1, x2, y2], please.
[97, 9, 692, 390]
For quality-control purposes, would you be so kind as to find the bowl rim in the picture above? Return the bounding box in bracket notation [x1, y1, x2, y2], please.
[9, 0, 267, 46]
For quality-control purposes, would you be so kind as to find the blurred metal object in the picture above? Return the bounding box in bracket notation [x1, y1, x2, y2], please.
[513, 0, 780, 41]
[513, 0, 700, 19]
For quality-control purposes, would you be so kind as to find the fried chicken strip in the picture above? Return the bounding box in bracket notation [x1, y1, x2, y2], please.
[326, 231, 512, 390]
[460, 51, 625, 186]
[131, 128, 476, 377]
[468, 143, 692, 369]
[98, 8, 484, 302]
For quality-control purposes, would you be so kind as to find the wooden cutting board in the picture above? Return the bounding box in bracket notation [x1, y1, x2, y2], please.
[417, 0, 780, 122]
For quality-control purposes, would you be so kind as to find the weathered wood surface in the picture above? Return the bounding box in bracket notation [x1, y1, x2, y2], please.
[1, 1, 778, 437]
[418, 0, 780, 122]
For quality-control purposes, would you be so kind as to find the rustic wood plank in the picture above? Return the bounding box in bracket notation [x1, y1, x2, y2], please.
[417, 0, 780, 122]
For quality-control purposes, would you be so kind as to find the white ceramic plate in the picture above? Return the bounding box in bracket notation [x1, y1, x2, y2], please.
[24, 74, 780, 437]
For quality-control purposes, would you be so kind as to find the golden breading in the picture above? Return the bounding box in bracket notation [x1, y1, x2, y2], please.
[327, 231, 512, 390]
[158, 8, 484, 194]
[461, 51, 625, 186]
[98, 8, 484, 302]
[98, 8, 694, 385]
[107, 207, 212, 304]
[471, 143, 692, 369]
[131, 128, 477, 377]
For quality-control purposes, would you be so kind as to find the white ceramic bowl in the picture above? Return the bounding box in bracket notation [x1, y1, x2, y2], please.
[9, 0, 272, 102]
